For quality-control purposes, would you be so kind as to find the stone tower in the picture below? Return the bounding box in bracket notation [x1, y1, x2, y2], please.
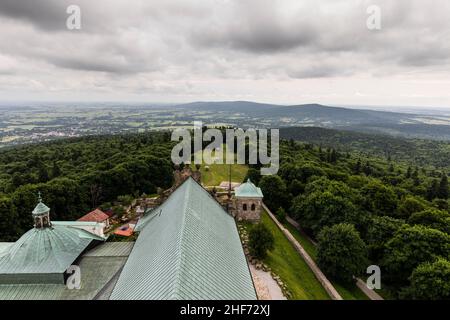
[234, 179, 264, 222]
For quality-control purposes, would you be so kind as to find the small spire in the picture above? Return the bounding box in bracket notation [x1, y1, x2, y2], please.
[32, 191, 51, 228]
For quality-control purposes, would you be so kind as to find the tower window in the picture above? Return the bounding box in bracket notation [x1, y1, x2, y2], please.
[251, 204, 256, 211]
[243, 204, 248, 211]
[34, 217, 42, 228]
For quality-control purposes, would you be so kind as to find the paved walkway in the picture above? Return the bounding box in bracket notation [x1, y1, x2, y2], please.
[356, 279, 384, 300]
[249, 264, 287, 300]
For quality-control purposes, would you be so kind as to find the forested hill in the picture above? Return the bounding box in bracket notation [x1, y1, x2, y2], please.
[251, 138, 450, 299]
[280, 127, 450, 169]
[0, 132, 175, 241]
[1, 129, 449, 299]
[1, 127, 450, 242]
[172, 101, 450, 140]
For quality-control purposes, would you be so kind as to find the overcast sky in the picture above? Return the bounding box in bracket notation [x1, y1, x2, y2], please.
[1, 0, 450, 107]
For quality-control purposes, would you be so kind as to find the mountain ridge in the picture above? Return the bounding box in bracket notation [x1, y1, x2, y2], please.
[171, 100, 450, 140]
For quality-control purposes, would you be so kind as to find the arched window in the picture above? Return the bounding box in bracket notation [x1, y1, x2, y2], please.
[243, 204, 248, 211]
[251, 204, 256, 211]
[34, 217, 42, 228]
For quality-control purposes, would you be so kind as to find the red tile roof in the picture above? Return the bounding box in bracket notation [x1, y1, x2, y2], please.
[104, 209, 114, 217]
[78, 209, 109, 223]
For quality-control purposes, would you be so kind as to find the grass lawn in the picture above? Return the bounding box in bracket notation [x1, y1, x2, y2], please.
[284, 222, 318, 260]
[258, 211, 330, 300]
[190, 146, 248, 186]
[283, 220, 369, 300]
[199, 163, 248, 186]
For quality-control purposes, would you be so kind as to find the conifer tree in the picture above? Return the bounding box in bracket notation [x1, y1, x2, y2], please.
[438, 174, 449, 199]
[427, 179, 439, 201]
[406, 166, 412, 179]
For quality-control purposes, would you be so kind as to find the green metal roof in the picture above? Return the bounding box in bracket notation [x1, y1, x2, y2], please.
[83, 242, 134, 257]
[0, 225, 99, 276]
[51, 221, 108, 241]
[32, 201, 50, 216]
[110, 177, 256, 300]
[235, 179, 264, 198]
[52, 221, 104, 227]
[0, 255, 127, 300]
[0, 243, 13, 255]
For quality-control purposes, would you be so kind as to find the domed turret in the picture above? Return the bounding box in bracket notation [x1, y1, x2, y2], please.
[234, 179, 264, 222]
[32, 192, 51, 228]
[0, 192, 106, 285]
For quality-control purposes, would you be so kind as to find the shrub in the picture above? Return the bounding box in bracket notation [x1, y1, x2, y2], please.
[112, 205, 126, 218]
[99, 202, 112, 211]
[259, 175, 289, 211]
[248, 223, 275, 260]
[406, 258, 450, 300]
[275, 207, 287, 223]
[117, 195, 134, 206]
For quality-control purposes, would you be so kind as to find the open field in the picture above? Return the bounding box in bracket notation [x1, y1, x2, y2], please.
[199, 163, 248, 186]
[191, 147, 249, 186]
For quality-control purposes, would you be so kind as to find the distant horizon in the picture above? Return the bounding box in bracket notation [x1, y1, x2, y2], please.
[2, 99, 450, 113]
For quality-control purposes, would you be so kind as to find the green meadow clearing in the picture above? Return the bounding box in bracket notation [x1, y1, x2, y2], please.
[191, 146, 249, 186]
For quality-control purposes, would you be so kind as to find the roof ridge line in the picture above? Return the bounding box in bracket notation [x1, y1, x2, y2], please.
[171, 178, 192, 299]
[135, 207, 160, 231]
[188, 176, 233, 217]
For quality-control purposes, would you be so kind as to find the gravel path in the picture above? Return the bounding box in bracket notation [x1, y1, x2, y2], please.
[249, 264, 287, 300]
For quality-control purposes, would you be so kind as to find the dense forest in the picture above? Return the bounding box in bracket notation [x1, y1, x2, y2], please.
[0, 132, 175, 241]
[1, 127, 449, 299]
[280, 127, 450, 169]
[247, 137, 450, 300]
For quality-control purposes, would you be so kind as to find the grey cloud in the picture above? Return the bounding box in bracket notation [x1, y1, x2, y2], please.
[0, 0, 128, 33]
[0, 0, 450, 104]
[288, 65, 351, 79]
[0, 0, 70, 30]
[198, 27, 315, 54]
[190, 0, 450, 71]
[191, 1, 317, 53]
[42, 39, 165, 75]
[51, 57, 134, 74]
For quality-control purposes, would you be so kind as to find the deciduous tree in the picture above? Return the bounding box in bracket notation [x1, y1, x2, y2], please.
[248, 223, 274, 260]
[317, 223, 368, 283]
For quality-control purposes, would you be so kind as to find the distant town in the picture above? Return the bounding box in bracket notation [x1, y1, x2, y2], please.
[2, 101, 450, 149]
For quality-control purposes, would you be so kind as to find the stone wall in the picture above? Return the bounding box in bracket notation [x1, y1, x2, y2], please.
[236, 198, 262, 222]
